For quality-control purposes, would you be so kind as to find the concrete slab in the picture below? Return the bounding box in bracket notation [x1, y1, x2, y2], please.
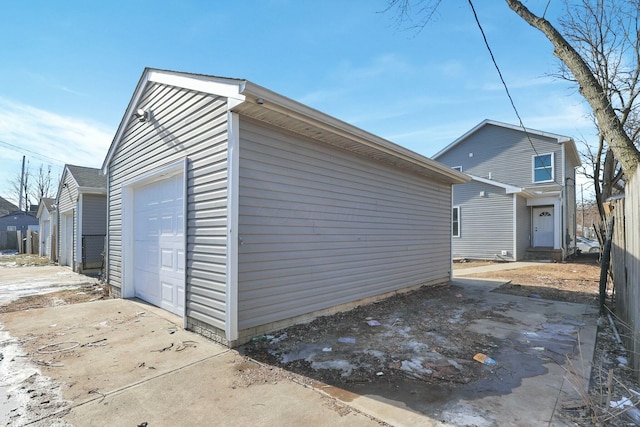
[453, 261, 545, 277]
[241, 277, 599, 427]
[0, 299, 383, 426]
[0, 264, 598, 426]
[65, 351, 378, 427]
[0, 265, 98, 305]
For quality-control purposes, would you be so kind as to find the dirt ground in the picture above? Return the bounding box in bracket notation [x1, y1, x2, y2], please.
[0, 285, 108, 314]
[459, 256, 601, 305]
[2, 255, 639, 426]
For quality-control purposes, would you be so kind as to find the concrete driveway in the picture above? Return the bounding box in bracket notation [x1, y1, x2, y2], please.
[0, 265, 598, 426]
[0, 265, 98, 306]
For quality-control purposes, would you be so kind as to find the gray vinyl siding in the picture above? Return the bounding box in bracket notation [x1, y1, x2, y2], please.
[514, 194, 530, 260]
[57, 171, 78, 268]
[107, 82, 230, 330]
[437, 124, 564, 188]
[237, 118, 451, 330]
[81, 194, 107, 235]
[452, 180, 514, 260]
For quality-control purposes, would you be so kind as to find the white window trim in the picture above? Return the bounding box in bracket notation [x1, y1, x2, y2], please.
[532, 152, 554, 183]
[452, 206, 460, 237]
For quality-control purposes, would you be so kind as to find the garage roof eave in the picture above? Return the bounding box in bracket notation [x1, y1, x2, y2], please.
[236, 82, 469, 185]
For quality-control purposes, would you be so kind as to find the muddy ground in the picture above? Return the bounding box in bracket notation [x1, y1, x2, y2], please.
[2, 255, 639, 426]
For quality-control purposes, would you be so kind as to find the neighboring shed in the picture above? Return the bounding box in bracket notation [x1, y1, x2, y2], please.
[102, 68, 469, 346]
[55, 165, 107, 273]
[36, 197, 57, 260]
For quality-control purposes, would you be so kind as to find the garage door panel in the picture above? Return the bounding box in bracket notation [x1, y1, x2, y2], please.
[132, 172, 185, 316]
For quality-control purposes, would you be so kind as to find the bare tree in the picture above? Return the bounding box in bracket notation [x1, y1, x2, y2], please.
[30, 164, 55, 206]
[7, 161, 56, 211]
[519, 0, 640, 220]
[388, 0, 640, 206]
[505, 0, 640, 176]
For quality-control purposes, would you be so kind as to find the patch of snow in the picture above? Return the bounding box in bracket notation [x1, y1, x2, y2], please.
[0, 327, 71, 426]
[403, 340, 430, 353]
[310, 359, 356, 377]
[269, 333, 287, 344]
[440, 404, 494, 427]
[400, 358, 432, 377]
[610, 396, 633, 409]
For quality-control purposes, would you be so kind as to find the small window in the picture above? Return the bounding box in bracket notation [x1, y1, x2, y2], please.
[6, 226, 16, 231]
[452, 206, 460, 237]
[452, 166, 463, 172]
[533, 153, 554, 183]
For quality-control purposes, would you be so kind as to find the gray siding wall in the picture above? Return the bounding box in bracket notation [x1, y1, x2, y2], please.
[237, 118, 452, 330]
[452, 180, 514, 260]
[514, 194, 530, 260]
[437, 124, 564, 188]
[107, 82, 230, 331]
[82, 194, 107, 235]
[57, 171, 78, 267]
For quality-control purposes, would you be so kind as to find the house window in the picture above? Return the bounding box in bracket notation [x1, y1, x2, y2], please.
[452, 206, 460, 237]
[6, 226, 16, 231]
[452, 166, 463, 172]
[533, 153, 554, 183]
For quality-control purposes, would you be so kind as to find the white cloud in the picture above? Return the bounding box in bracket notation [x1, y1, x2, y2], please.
[0, 97, 113, 202]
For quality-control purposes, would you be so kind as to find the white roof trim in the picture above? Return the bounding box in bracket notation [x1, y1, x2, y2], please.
[147, 70, 246, 101]
[102, 68, 470, 185]
[467, 174, 523, 194]
[240, 82, 469, 184]
[102, 69, 246, 174]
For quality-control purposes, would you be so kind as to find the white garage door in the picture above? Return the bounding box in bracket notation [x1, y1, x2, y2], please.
[133, 173, 185, 315]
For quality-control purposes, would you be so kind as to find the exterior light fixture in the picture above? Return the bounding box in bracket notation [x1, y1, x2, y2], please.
[134, 108, 150, 123]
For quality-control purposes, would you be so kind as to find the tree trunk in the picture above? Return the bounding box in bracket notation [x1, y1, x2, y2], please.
[506, 0, 640, 177]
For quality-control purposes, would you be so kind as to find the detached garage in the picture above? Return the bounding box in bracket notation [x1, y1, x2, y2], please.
[102, 68, 468, 346]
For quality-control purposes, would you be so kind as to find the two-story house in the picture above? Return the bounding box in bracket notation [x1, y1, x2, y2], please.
[433, 119, 581, 261]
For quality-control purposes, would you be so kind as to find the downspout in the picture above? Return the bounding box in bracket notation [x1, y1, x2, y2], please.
[105, 174, 110, 283]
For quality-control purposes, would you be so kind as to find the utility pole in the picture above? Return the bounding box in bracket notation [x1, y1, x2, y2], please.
[18, 155, 25, 212]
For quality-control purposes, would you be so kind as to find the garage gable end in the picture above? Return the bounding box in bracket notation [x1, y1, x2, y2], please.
[105, 76, 235, 340]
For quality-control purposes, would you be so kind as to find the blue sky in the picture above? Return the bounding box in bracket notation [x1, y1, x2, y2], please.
[0, 0, 596, 206]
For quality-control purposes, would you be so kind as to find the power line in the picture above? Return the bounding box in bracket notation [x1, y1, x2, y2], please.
[0, 138, 67, 165]
[467, 0, 562, 187]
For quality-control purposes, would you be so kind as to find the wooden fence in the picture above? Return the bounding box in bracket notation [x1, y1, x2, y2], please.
[609, 164, 640, 380]
[16, 230, 39, 255]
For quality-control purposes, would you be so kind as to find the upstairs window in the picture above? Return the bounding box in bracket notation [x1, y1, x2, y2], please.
[533, 153, 554, 183]
[452, 206, 460, 237]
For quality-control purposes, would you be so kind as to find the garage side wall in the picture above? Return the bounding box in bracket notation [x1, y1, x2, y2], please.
[237, 118, 452, 332]
[452, 180, 514, 260]
[106, 82, 230, 333]
[57, 172, 79, 269]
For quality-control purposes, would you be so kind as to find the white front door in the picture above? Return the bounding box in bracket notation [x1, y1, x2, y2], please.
[533, 207, 554, 247]
[132, 173, 185, 316]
